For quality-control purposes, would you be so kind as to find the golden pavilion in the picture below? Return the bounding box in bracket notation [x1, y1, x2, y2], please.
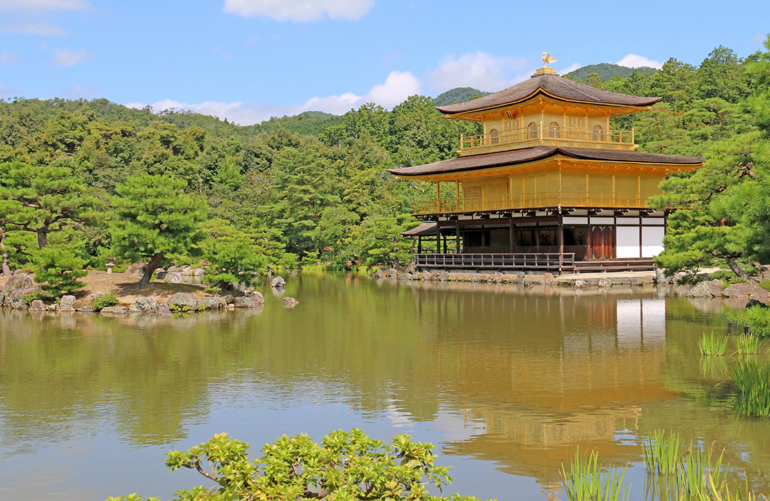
[388, 55, 702, 273]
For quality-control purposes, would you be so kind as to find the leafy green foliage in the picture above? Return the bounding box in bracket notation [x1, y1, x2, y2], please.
[92, 291, 118, 310]
[736, 334, 760, 355]
[110, 430, 488, 501]
[353, 215, 415, 268]
[31, 242, 88, 297]
[643, 429, 680, 475]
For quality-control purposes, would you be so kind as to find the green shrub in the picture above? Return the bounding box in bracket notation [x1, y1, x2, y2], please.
[31, 243, 88, 298]
[168, 304, 190, 313]
[758, 279, 770, 292]
[709, 270, 734, 281]
[203, 286, 222, 296]
[92, 291, 119, 311]
[107, 429, 488, 501]
[728, 277, 748, 285]
[19, 290, 42, 305]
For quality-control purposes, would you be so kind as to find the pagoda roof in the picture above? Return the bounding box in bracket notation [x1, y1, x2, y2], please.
[388, 146, 703, 177]
[435, 73, 662, 115]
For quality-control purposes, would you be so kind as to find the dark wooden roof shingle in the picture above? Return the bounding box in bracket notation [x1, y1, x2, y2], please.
[436, 73, 661, 114]
[388, 147, 703, 177]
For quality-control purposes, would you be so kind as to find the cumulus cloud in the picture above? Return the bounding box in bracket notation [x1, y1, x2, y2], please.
[616, 54, 662, 69]
[223, 0, 374, 22]
[49, 48, 95, 66]
[126, 70, 421, 125]
[1, 21, 69, 35]
[0, 0, 91, 12]
[426, 51, 531, 92]
[0, 51, 21, 65]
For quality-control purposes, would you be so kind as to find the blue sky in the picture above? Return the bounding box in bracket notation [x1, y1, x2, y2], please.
[0, 0, 767, 124]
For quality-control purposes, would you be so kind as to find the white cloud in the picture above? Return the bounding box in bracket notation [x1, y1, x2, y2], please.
[60, 84, 98, 98]
[223, 0, 374, 22]
[426, 51, 531, 92]
[126, 70, 421, 125]
[0, 51, 21, 65]
[0, 0, 90, 12]
[49, 48, 95, 66]
[750, 33, 767, 46]
[559, 62, 582, 75]
[1, 21, 69, 35]
[616, 54, 662, 70]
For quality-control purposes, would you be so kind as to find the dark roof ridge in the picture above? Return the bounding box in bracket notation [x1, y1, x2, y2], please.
[435, 73, 662, 114]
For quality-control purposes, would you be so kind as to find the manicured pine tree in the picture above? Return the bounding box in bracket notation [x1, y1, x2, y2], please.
[111, 173, 207, 285]
[0, 160, 95, 249]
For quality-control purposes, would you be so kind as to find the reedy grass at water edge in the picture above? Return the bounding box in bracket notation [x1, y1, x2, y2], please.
[736, 334, 761, 355]
[731, 361, 770, 417]
[643, 429, 768, 500]
[700, 332, 729, 357]
[560, 448, 630, 501]
[643, 429, 680, 474]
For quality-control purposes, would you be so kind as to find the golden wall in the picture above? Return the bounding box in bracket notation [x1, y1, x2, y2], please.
[458, 160, 667, 211]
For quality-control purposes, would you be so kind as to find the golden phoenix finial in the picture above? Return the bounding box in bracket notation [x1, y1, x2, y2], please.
[541, 52, 556, 68]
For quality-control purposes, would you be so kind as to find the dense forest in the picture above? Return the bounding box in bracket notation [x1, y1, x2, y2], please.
[1, 39, 769, 288]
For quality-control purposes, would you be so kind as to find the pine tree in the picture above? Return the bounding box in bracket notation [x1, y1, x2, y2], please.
[0, 160, 95, 249]
[265, 147, 341, 255]
[111, 174, 208, 285]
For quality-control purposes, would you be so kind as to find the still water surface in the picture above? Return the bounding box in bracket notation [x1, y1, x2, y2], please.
[1, 273, 769, 500]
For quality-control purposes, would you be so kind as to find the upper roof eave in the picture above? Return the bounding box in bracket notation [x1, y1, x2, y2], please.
[435, 73, 662, 115]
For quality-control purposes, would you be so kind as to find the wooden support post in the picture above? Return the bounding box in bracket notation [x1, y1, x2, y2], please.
[455, 219, 460, 254]
[443, 234, 447, 254]
[436, 221, 441, 254]
[436, 182, 441, 212]
[558, 216, 564, 274]
[456, 180, 460, 212]
[418, 236, 422, 254]
[509, 218, 515, 253]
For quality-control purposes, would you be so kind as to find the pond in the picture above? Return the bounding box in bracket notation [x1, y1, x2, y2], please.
[0, 273, 769, 500]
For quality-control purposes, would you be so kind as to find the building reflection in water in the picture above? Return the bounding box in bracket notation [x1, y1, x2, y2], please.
[429, 291, 672, 492]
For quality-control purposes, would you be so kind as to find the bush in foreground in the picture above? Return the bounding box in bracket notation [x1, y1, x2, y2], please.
[107, 429, 489, 501]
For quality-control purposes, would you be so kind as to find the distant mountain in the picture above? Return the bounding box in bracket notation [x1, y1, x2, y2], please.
[433, 87, 491, 107]
[253, 111, 342, 136]
[564, 63, 657, 82]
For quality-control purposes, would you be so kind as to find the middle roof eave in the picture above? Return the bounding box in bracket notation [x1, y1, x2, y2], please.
[387, 146, 704, 177]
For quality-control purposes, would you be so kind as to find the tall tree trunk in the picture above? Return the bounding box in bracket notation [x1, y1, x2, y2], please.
[727, 259, 751, 281]
[0, 226, 11, 277]
[37, 227, 49, 249]
[138, 252, 163, 286]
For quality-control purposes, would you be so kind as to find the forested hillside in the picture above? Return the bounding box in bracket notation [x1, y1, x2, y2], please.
[433, 87, 490, 106]
[565, 63, 657, 82]
[1, 40, 769, 281]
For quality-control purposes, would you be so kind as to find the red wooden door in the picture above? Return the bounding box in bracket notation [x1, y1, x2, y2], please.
[603, 227, 613, 259]
[592, 227, 604, 259]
